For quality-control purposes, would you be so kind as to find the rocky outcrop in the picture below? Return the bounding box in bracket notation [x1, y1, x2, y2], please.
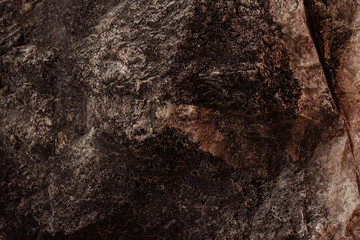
[1, 0, 360, 239]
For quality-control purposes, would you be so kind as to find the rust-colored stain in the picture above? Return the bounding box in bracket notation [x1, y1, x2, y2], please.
[159, 104, 233, 167]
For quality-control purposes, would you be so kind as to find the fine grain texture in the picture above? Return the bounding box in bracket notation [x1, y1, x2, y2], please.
[1, 0, 360, 239]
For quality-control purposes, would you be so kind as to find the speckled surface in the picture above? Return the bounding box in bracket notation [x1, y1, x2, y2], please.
[1, 0, 360, 239]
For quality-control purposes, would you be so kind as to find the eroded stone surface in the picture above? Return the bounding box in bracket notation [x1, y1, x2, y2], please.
[0, 0, 359, 239]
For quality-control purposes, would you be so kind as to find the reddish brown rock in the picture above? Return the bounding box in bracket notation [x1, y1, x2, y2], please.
[1, 0, 359, 239]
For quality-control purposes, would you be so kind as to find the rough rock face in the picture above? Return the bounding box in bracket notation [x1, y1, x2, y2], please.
[1, 0, 360, 239]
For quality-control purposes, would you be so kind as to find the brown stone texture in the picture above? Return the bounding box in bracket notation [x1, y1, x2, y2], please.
[1, 0, 360, 239]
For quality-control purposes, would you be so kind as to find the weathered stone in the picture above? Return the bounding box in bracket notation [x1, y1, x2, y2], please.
[1, 0, 359, 239]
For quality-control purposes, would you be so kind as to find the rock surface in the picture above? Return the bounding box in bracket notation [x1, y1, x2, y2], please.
[1, 0, 360, 239]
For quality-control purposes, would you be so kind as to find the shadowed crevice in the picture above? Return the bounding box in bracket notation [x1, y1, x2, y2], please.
[303, 0, 360, 195]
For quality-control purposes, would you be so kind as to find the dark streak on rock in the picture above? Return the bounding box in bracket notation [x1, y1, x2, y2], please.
[303, 0, 360, 196]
